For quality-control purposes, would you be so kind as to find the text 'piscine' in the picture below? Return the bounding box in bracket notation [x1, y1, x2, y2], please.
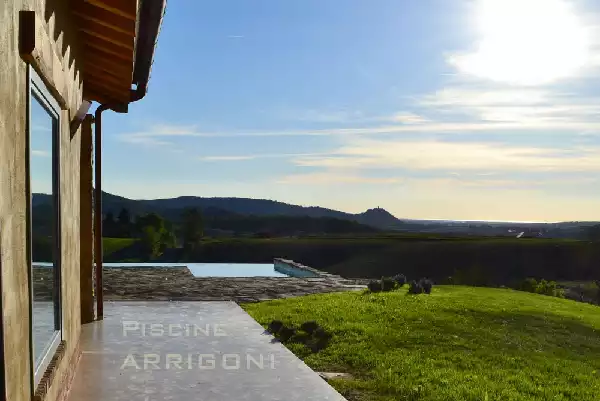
[122, 321, 226, 337]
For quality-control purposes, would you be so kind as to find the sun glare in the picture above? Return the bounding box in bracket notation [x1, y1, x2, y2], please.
[451, 0, 591, 85]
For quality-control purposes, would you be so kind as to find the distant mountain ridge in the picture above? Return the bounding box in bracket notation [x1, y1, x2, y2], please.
[31, 192, 599, 238]
[32, 191, 404, 230]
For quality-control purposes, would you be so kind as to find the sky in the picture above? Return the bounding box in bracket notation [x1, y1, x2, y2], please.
[31, 94, 54, 195]
[98, 0, 600, 222]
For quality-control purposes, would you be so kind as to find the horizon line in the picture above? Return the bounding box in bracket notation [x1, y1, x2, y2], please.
[33, 191, 600, 225]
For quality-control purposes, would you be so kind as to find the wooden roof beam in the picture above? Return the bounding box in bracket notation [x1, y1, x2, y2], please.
[84, 38, 132, 62]
[79, 19, 134, 50]
[83, 68, 131, 89]
[83, 87, 120, 105]
[74, 2, 136, 35]
[84, 0, 137, 21]
[84, 60, 131, 83]
[84, 47, 133, 67]
[84, 81, 130, 103]
[81, 29, 133, 51]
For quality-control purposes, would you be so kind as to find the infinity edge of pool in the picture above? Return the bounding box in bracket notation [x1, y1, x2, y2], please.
[33, 262, 318, 278]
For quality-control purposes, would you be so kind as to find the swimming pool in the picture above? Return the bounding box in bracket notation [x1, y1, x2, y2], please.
[34, 262, 305, 277]
[166, 263, 289, 277]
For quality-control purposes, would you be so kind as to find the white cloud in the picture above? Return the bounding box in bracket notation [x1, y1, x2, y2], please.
[422, 0, 600, 134]
[418, 86, 600, 125]
[415, 176, 599, 190]
[282, 109, 366, 123]
[420, 88, 548, 108]
[448, 0, 592, 85]
[276, 170, 599, 194]
[198, 152, 324, 162]
[118, 135, 172, 147]
[292, 139, 600, 172]
[389, 112, 429, 124]
[151, 124, 199, 136]
[31, 150, 49, 157]
[31, 124, 51, 133]
[276, 172, 401, 185]
[119, 117, 600, 145]
[199, 155, 257, 161]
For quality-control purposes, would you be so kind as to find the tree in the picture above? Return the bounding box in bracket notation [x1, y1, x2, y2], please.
[103, 212, 117, 237]
[117, 208, 132, 237]
[139, 225, 161, 258]
[117, 208, 130, 224]
[135, 213, 164, 232]
[135, 213, 176, 259]
[182, 208, 204, 251]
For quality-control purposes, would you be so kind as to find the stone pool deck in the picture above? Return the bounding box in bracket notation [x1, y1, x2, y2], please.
[102, 267, 367, 303]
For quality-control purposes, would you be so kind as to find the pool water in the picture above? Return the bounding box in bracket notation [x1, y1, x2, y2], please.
[159, 263, 289, 277]
[34, 262, 292, 277]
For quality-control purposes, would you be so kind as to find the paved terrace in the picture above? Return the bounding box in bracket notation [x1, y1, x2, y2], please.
[101, 267, 367, 302]
[66, 302, 347, 401]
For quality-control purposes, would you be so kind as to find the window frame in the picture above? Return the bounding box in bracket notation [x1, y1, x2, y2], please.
[26, 65, 63, 387]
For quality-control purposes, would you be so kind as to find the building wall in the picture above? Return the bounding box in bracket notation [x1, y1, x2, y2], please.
[0, 1, 84, 400]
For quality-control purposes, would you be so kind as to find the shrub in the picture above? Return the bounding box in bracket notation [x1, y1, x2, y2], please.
[535, 279, 549, 295]
[408, 280, 423, 294]
[267, 321, 333, 353]
[300, 321, 319, 335]
[367, 280, 382, 293]
[535, 279, 561, 297]
[520, 278, 538, 293]
[310, 327, 333, 353]
[267, 320, 284, 334]
[419, 279, 433, 294]
[381, 277, 397, 292]
[540, 280, 554, 296]
[278, 326, 296, 342]
[393, 274, 407, 287]
[518, 278, 566, 299]
[313, 327, 332, 341]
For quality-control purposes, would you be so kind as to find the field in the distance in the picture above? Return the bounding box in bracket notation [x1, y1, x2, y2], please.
[100, 235, 600, 284]
[243, 286, 600, 401]
[102, 237, 137, 258]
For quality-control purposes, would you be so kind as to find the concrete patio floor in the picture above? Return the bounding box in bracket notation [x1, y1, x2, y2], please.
[67, 301, 347, 401]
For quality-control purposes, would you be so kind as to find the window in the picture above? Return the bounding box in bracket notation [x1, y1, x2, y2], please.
[27, 66, 62, 385]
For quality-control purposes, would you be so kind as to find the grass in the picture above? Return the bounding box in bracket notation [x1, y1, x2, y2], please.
[102, 237, 137, 257]
[243, 286, 600, 401]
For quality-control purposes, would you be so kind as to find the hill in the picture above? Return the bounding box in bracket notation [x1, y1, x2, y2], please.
[129, 195, 402, 229]
[32, 191, 403, 230]
[32, 191, 598, 237]
[243, 286, 600, 401]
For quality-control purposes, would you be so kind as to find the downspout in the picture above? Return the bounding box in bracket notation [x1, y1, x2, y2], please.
[93, 0, 164, 320]
[93, 88, 146, 320]
[93, 95, 143, 320]
[93, 103, 111, 320]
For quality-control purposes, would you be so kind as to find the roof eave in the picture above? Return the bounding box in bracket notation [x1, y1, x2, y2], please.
[130, 0, 166, 101]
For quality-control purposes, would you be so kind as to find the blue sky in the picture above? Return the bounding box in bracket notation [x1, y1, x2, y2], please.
[99, 0, 600, 222]
[31, 96, 54, 194]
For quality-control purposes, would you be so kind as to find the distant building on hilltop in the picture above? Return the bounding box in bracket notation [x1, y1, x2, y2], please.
[516, 231, 543, 239]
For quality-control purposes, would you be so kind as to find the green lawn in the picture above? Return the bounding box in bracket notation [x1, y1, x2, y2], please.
[243, 286, 600, 401]
[102, 237, 137, 257]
